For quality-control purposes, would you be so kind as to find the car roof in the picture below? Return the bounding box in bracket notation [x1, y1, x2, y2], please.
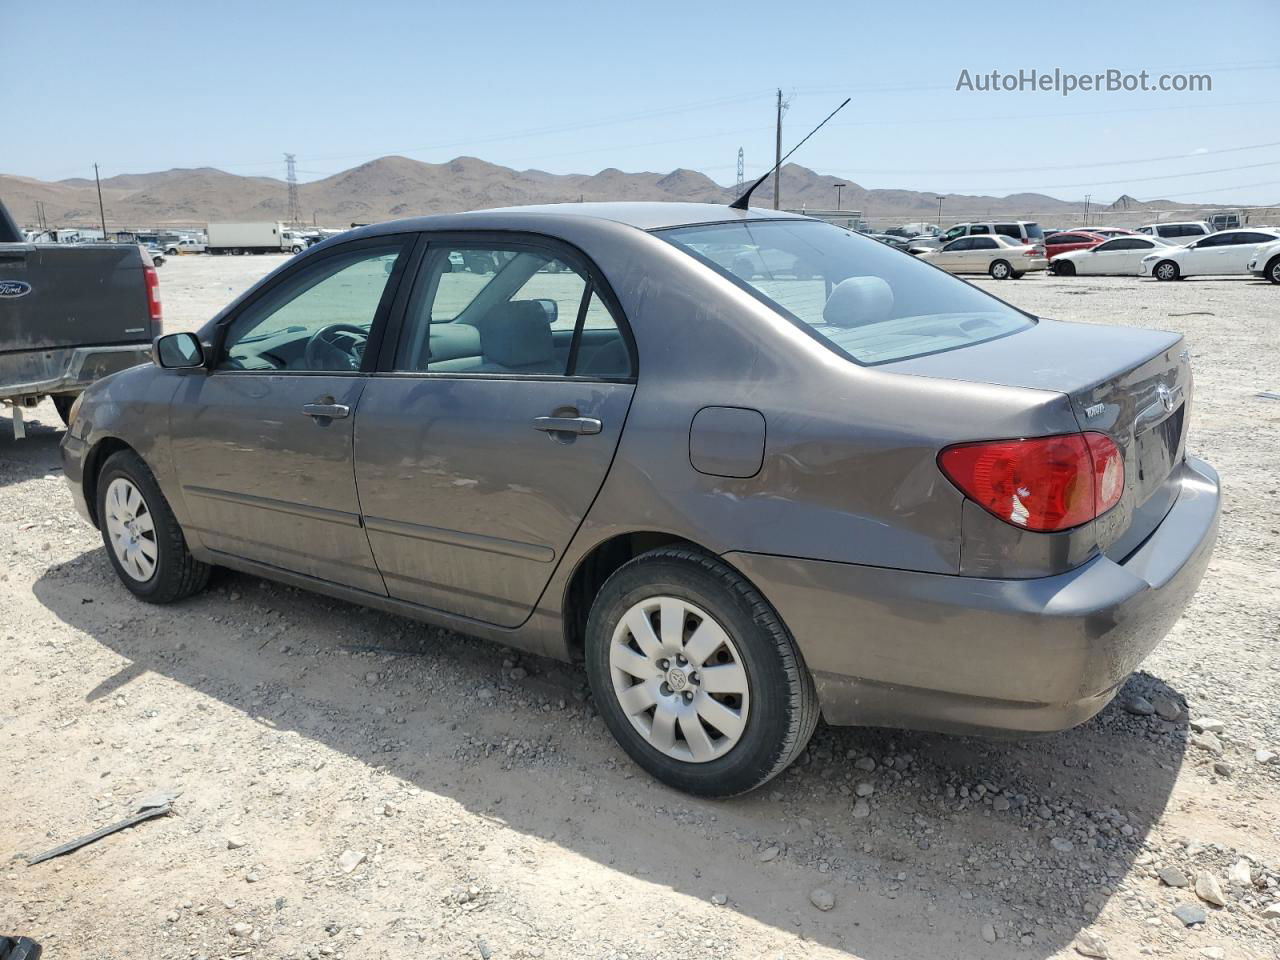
[350, 202, 812, 236]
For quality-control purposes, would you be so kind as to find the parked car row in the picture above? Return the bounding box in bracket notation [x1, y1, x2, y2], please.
[865, 218, 1280, 282]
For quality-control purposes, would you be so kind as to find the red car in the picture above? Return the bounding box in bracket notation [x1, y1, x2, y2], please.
[1044, 231, 1107, 260]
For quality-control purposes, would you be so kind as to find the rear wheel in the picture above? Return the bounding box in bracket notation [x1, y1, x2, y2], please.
[585, 547, 818, 798]
[1266, 255, 1280, 285]
[96, 450, 210, 604]
[1154, 260, 1180, 281]
[989, 259, 1012, 280]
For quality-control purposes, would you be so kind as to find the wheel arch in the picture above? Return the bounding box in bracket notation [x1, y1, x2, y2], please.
[82, 436, 137, 527]
[561, 531, 751, 662]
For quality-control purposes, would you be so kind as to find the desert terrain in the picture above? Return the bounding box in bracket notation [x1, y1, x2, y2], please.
[1, 256, 1278, 959]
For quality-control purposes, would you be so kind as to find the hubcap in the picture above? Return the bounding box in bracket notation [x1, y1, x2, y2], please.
[1271, 262, 1280, 282]
[609, 596, 750, 763]
[104, 477, 158, 582]
[1158, 263, 1174, 279]
[993, 263, 1008, 278]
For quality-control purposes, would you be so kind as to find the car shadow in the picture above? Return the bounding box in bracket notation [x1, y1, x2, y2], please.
[31, 551, 1188, 959]
[0, 409, 66, 488]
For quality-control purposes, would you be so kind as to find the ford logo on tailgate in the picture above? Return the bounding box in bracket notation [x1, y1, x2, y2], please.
[0, 280, 32, 298]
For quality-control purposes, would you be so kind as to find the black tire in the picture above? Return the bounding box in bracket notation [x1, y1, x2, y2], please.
[52, 394, 76, 427]
[989, 259, 1012, 280]
[1266, 255, 1280, 285]
[585, 547, 818, 798]
[1153, 260, 1180, 281]
[1053, 260, 1076, 276]
[96, 450, 210, 604]
[1011, 271, 1025, 280]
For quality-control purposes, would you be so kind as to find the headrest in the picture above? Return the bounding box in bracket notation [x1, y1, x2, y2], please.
[822, 276, 895, 329]
[475, 300, 555, 367]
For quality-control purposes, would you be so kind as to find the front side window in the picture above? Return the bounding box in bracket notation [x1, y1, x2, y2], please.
[940, 225, 967, 242]
[219, 242, 404, 371]
[394, 241, 632, 378]
[659, 219, 1034, 366]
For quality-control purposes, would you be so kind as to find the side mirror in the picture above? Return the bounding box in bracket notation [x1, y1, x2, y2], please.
[533, 298, 558, 324]
[154, 332, 206, 369]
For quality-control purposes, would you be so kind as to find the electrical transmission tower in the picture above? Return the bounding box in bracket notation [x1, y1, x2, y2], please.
[284, 153, 301, 226]
[736, 147, 745, 193]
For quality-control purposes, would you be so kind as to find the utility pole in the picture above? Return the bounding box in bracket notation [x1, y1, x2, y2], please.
[735, 147, 745, 194]
[94, 163, 108, 239]
[1083, 193, 1092, 227]
[936, 196, 944, 227]
[773, 88, 788, 210]
[833, 183, 846, 210]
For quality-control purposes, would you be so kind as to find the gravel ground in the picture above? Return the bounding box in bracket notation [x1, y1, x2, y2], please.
[2, 258, 1278, 960]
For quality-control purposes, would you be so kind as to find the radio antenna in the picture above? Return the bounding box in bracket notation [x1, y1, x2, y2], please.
[729, 97, 850, 211]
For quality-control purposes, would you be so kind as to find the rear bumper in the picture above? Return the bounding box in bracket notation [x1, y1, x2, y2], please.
[0, 343, 150, 401]
[725, 456, 1219, 735]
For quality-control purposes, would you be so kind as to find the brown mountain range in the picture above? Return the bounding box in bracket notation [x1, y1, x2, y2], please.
[1, 154, 1200, 230]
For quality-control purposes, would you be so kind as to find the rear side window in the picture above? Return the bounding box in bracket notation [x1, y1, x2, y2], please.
[659, 220, 1034, 365]
[971, 237, 998, 249]
[993, 223, 1020, 238]
[394, 242, 632, 379]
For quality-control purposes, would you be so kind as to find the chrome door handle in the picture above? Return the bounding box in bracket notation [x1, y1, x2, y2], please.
[532, 416, 602, 435]
[302, 402, 350, 419]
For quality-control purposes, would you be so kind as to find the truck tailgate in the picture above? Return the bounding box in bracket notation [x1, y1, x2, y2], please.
[0, 243, 151, 352]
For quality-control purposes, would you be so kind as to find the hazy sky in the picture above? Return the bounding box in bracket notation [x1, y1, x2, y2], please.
[8, 1, 1279, 204]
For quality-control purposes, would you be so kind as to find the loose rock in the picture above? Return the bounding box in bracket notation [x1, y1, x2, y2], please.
[1190, 718, 1225, 733]
[1123, 695, 1155, 716]
[1159, 866, 1190, 888]
[1195, 871, 1227, 907]
[1073, 930, 1109, 958]
[1227, 860, 1252, 886]
[1050, 837, 1074, 853]
[758, 846, 780, 863]
[852, 799, 870, 819]
[337, 849, 366, 874]
[980, 922, 997, 944]
[809, 887, 835, 911]
[1172, 903, 1207, 926]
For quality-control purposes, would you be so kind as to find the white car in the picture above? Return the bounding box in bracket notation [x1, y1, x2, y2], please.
[1135, 221, 1212, 242]
[1050, 235, 1173, 276]
[914, 234, 1047, 279]
[164, 237, 206, 255]
[1140, 228, 1280, 281]
[1246, 238, 1280, 284]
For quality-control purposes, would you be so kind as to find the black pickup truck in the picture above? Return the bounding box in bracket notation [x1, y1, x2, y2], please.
[1, 200, 159, 437]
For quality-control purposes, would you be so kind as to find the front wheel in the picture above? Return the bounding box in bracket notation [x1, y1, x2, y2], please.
[1154, 260, 1180, 281]
[96, 450, 211, 603]
[1266, 256, 1280, 285]
[1053, 260, 1076, 276]
[989, 259, 1012, 279]
[586, 548, 818, 798]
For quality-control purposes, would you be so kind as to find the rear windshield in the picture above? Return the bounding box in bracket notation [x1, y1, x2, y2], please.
[1024, 223, 1044, 240]
[657, 219, 1035, 365]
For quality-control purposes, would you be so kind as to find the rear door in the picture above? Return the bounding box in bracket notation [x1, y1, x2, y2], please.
[168, 236, 412, 592]
[354, 234, 636, 627]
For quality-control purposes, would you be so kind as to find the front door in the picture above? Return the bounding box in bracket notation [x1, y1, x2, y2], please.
[354, 236, 636, 627]
[168, 237, 412, 592]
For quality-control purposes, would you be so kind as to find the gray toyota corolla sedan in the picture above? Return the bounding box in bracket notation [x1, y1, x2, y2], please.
[61, 203, 1219, 797]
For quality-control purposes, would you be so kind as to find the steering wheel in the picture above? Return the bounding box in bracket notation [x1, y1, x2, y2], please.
[303, 322, 368, 371]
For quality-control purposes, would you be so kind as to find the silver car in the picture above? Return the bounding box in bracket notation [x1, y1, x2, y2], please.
[61, 203, 1219, 798]
[914, 234, 1048, 278]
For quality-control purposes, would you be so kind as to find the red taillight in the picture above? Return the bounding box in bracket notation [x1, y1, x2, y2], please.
[938, 432, 1123, 532]
[143, 265, 162, 325]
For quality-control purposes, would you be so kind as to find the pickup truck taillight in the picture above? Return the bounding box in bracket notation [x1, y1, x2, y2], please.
[938, 433, 1123, 532]
[143, 264, 162, 326]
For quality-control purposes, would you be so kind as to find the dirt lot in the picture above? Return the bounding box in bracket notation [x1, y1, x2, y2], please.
[2, 256, 1278, 960]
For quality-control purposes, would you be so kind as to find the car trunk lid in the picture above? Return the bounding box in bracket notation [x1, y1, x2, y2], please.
[888, 319, 1191, 554]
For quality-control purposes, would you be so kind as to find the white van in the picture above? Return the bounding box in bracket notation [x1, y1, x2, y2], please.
[1135, 221, 1211, 242]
